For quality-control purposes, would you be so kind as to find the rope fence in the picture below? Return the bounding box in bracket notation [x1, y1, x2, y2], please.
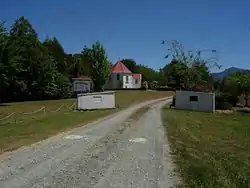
[0, 102, 77, 124]
[67, 103, 76, 110]
[0, 112, 16, 121]
[47, 104, 64, 113]
[22, 106, 45, 115]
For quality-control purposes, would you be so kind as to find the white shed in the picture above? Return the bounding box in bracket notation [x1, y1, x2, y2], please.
[72, 76, 93, 93]
[77, 91, 115, 110]
[175, 90, 215, 112]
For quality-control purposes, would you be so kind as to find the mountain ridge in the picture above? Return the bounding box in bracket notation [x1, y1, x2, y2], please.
[211, 67, 250, 80]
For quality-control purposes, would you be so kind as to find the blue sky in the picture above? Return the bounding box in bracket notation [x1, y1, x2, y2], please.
[1, 0, 250, 72]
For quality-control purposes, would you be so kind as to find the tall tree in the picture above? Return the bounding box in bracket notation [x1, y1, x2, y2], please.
[162, 59, 187, 88]
[7, 16, 39, 99]
[43, 37, 67, 75]
[161, 40, 216, 89]
[120, 58, 138, 73]
[188, 61, 212, 88]
[7, 16, 67, 100]
[121, 58, 167, 87]
[71, 53, 91, 77]
[227, 72, 250, 106]
[0, 21, 9, 102]
[81, 41, 110, 91]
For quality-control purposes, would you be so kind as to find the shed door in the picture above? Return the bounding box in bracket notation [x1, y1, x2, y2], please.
[189, 95, 198, 110]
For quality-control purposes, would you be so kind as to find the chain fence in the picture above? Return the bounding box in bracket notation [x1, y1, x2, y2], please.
[0, 102, 76, 124]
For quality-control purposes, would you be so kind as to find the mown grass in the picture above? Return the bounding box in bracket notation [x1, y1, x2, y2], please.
[162, 107, 250, 188]
[0, 90, 172, 154]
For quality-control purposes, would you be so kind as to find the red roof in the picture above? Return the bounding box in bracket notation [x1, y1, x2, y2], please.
[132, 74, 141, 79]
[111, 61, 132, 74]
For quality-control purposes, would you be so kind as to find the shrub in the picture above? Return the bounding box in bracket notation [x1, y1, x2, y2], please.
[149, 81, 159, 90]
[215, 95, 224, 103]
[215, 93, 239, 110]
[221, 93, 239, 107]
[216, 101, 233, 110]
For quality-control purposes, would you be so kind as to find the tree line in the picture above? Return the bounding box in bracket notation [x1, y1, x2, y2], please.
[1, 17, 249, 107]
[160, 40, 250, 107]
[0, 17, 115, 102]
[0, 16, 167, 102]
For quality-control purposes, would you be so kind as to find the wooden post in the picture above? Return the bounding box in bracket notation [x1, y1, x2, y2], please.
[43, 106, 46, 116]
[14, 112, 17, 124]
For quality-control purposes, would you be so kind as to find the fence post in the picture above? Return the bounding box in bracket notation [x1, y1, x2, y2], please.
[14, 112, 17, 124]
[43, 106, 46, 116]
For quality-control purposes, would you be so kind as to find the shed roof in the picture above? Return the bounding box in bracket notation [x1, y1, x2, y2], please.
[111, 61, 132, 74]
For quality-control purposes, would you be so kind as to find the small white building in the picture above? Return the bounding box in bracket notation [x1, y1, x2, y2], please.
[77, 91, 115, 110]
[72, 76, 93, 93]
[175, 90, 215, 112]
[104, 61, 142, 89]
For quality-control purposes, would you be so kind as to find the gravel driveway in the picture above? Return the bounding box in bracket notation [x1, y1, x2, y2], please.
[0, 97, 178, 188]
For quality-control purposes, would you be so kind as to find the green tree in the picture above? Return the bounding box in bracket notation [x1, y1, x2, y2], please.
[0, 21, 9, 102]
[7, 16, 69, 100]
[161, 40, 216, 89]
[120, 58, 138, 73]
[158, 69, 168, 86]
[81, 41, 110, 91]
[162, 59, 187, 88]
[68, 53, 91, 78]
[7, 16, 39, 99]
[43, 36, 67, 75]
[120, 58, 167, 86]
[227, 72, 250, 106]
[136, 65, 155, 82]
[33, 46, 72, 99]
[188, 61, 212, 88]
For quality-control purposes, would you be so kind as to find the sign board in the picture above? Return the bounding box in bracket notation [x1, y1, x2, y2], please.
[93, 96, 102, 103]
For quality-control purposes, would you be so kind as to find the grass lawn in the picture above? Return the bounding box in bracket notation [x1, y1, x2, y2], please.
[162, 107, 250, 188]
[0, 90, 172, 154]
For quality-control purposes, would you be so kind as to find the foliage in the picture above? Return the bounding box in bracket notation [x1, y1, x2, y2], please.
[161, 40, 216, 90]
[81, 41, 110, 91]
[43, 36, 67, 75]
[215, 101, 233, 110]
[2, 16, 224, 103]
[54, 73, 72, 98]
[0, 22, 9, 100]
[68, 53, 91, 78]
[120, 58, 138, 73]
[0, 17, 116, 102]
[162, 59, 187, 88]
[149, 80, 159, 90]
[120, 58, 168, 86]
[6, 17, 62, 100]
[0, 17, 72, 102]
[227, 72, 250, 106]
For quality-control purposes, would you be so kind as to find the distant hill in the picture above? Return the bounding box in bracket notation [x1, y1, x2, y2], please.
[211, 67, 250, 80]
